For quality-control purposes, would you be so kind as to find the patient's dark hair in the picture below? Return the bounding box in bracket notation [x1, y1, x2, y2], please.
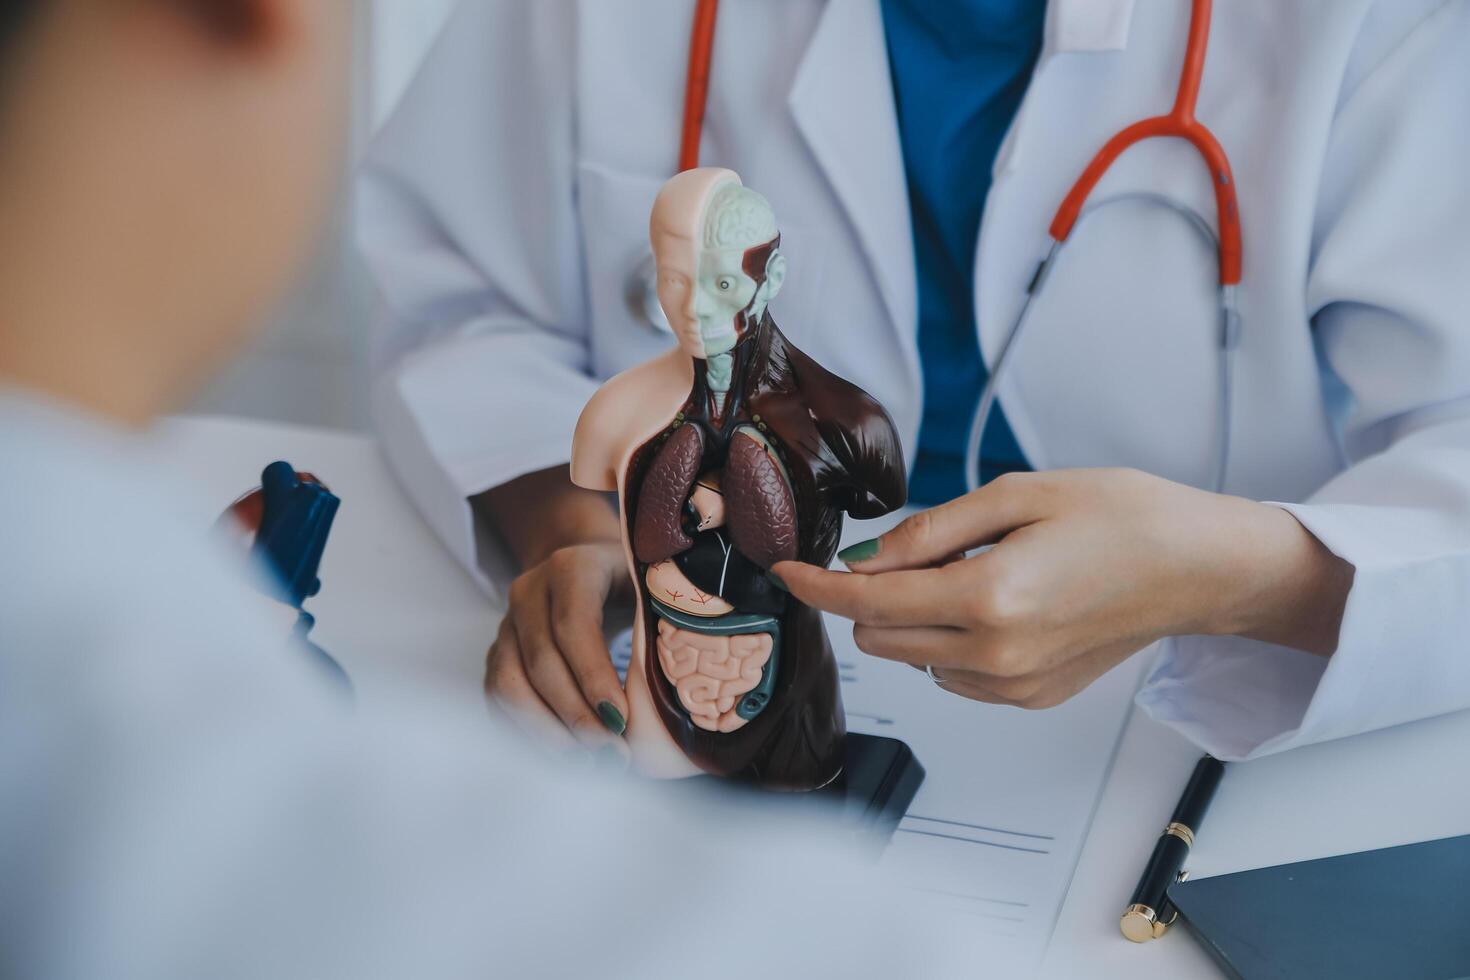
[0, 0, 42, 63]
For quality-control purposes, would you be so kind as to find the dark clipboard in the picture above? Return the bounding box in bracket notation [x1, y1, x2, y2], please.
[1169, 834, 1470, 980]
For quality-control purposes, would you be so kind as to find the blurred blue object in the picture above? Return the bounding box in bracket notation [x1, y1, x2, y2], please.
[250, 461, 349, 689]
[253, 460, 338, 607]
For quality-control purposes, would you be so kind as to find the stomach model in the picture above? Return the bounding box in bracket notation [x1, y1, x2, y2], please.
[634, 426, 795, 736]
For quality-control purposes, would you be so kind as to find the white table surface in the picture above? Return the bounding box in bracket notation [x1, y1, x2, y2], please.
[160, 415, 1470, 979]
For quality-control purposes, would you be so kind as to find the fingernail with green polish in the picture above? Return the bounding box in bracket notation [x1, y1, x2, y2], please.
[767, 570, 789, 592]
[597, 700, 627, 736]
[838, 538, 881, 565]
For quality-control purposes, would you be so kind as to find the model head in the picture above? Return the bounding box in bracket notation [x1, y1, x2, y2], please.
[649, 167, 787, 360]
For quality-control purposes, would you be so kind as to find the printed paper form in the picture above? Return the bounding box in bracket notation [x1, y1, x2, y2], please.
[613, 619, 1145, 974]
[836, 614, 1146, 973]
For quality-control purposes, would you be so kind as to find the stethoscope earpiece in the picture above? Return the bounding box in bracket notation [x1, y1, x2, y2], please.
[628, 250, 673, 335]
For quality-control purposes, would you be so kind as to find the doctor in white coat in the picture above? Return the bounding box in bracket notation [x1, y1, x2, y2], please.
[359, 0, 1470, 763]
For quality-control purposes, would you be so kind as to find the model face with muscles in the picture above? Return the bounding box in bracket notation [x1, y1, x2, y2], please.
[653, 179, 787, 366]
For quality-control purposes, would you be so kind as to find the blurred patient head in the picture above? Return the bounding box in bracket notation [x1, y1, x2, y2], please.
[0, 0, 351, 425]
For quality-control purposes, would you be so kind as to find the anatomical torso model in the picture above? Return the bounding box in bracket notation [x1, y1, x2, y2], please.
[572, 168, 906, 791]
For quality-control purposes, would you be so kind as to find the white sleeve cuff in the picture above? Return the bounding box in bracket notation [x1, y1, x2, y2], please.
[1137, 500, 1470, 761]
[373, 329, 601, 602]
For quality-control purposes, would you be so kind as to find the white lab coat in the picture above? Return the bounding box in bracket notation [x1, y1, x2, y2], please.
[0, 389, 974, 979]
[359, 0, 1470, 762]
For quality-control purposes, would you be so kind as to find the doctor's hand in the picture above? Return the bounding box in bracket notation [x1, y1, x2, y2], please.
[478, 466, 633, 759]
[773, 469, 1354, 710]
[485, 540, 634, 756]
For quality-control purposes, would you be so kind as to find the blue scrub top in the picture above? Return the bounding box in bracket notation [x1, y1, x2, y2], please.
[881, 0, 1045, 505]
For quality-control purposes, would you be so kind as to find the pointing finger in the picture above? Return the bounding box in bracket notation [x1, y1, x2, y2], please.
[837, 473, 1047, 573]
[771, 560, 961, 628]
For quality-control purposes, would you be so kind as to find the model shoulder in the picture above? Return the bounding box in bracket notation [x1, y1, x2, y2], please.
[571, 349, 693, 491]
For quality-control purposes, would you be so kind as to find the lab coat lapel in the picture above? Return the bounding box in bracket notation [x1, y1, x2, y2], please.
[976, 0, 1140, 473]
[788, 0, 916, 347]
[1046, 0, 1137, 54]
[993, 0, 1138, 177]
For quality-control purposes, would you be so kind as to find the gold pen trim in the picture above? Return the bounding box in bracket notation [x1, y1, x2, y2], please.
[1154, 904, 1179, 938]
[1121, 902, 1182, 943]
[1120, 904, 1157, 943]
[1164, 821, 1195, 847]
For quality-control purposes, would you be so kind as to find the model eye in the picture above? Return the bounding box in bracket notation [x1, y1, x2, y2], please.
[718, 278, 733, 291]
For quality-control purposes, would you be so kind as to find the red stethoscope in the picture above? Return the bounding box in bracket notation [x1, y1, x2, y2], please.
[636, 0, 1243, 493]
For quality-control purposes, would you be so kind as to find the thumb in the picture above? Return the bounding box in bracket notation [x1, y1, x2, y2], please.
[836, 477, 1041, 573]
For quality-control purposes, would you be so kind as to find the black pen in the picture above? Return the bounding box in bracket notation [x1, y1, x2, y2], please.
[1120, 755, 1225, 943]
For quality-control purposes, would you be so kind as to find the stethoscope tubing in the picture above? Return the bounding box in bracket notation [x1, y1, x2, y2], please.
[643, 0, 1242, 497]
[964, 0, 1240, 495]
[963, 195, 1240, 497]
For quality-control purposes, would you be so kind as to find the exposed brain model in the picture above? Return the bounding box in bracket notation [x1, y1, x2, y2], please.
[572, 168, 907, 790]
